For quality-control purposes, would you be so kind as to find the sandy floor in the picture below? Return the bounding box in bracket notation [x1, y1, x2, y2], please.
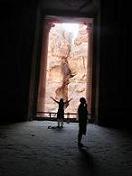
[0, 121, 132, 176]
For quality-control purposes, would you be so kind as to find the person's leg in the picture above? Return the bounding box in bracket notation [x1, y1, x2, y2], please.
[57, 119, 60, 127]
[61, 119, 63, 127]
[78, 130, 83, 145]
[60, 112, 64, 127]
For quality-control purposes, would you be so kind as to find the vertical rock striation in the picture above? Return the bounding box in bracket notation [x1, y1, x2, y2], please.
[45, 23, 88, 114]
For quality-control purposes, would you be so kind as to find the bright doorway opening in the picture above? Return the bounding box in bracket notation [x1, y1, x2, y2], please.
[37, 16, 93, 120]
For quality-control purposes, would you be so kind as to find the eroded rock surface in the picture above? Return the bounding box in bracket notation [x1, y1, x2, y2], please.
[45, 23, 88, 114]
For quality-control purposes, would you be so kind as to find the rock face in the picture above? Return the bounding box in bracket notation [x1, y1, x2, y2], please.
[45, 23, 88, 115]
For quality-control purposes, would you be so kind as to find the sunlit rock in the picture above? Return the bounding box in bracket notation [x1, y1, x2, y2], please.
[45, 23, 88, 114]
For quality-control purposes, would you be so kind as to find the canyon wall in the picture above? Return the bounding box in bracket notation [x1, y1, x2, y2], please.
[44, 23, 89, 115]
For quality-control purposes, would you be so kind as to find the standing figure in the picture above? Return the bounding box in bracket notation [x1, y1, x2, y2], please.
[50, 97, 72, 128]
[77, 97, 88, 147]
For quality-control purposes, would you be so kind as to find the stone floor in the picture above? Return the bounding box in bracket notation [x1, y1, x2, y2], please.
[0, 121, 132, 176]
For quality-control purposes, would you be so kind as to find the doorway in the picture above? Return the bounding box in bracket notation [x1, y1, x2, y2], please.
[36, 16, 93, 120]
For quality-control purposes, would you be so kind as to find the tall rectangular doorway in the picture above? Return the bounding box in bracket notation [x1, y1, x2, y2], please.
[37, 16, 93, 119]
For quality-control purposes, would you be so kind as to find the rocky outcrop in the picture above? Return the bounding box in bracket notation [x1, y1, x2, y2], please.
[45, 23, 88, 114]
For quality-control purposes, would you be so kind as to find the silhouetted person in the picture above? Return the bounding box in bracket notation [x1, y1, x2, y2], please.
[50, 97, 72, 128]
[77, 97, 88, 147]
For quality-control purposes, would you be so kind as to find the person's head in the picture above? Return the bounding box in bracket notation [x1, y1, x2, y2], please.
[80, 97, 86, 104]
[60, 98, 64, 102]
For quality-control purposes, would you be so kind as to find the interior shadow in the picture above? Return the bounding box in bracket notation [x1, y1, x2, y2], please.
[78, 147, 94, 167]
[78, 147, 96, 176]
[48, 125, 63, 129]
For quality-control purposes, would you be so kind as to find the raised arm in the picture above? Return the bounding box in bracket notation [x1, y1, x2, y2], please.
[50, 97, 59, 103]
[68, 98, 72, 103]
[65, 98, 72, 104]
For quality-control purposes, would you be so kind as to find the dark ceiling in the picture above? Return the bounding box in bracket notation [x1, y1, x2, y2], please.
[40, 0, 98, 13]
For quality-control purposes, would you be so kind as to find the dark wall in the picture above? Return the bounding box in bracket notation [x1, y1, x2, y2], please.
[0, 1, 38, 122]
[98, 1, 130, 128]
[0, 1, 131, 128]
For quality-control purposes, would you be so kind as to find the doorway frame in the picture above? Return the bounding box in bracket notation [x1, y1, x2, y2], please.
[27, 9, 100, 123]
